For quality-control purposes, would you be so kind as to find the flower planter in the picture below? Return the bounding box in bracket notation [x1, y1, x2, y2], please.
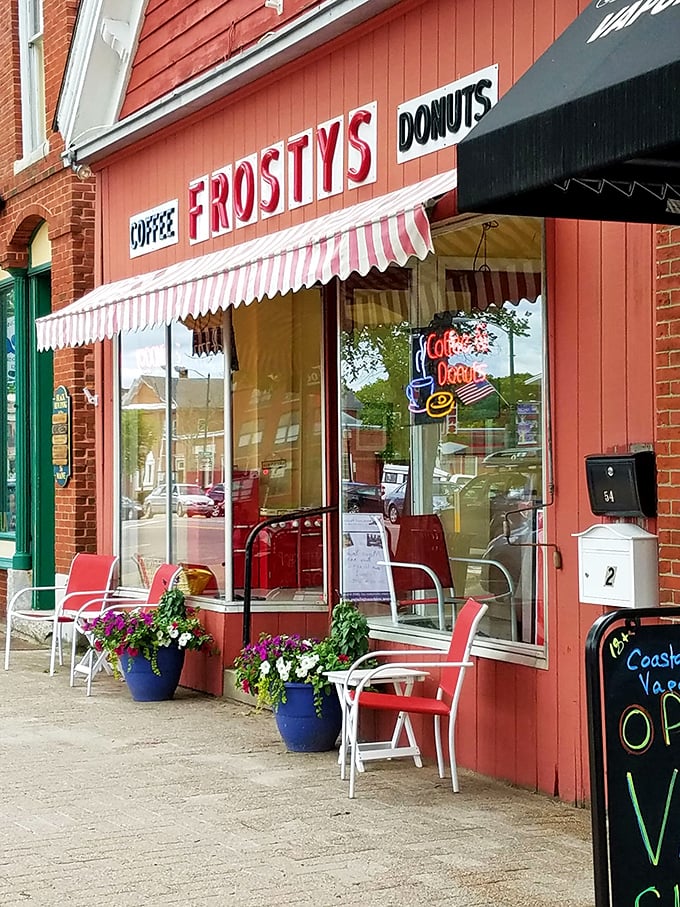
[119, 644, 186, 701]
[274, 682, 342, 752]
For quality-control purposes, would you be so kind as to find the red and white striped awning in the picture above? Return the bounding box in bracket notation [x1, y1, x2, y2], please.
[36, 168, 458, 351]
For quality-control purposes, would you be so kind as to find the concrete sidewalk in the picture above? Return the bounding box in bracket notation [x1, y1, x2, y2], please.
[0, 641, 594, 907]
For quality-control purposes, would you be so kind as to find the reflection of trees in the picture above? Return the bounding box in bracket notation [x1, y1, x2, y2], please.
[342, 323, 411, 461]
[121, 410, 158, 490]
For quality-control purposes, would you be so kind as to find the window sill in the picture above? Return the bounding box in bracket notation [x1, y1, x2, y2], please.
[368, 618, 548, 669]
[14, 140, 51, 174]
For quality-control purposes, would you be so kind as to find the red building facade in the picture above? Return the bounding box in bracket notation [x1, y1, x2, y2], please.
[40, 0, 663, 806]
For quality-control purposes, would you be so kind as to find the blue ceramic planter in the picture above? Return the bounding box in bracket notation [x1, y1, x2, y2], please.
[119, 644, 186, 701]
[274, 682, 342, 752]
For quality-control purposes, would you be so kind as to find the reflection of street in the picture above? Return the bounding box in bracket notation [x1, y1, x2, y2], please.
[122, 516, 226, 584]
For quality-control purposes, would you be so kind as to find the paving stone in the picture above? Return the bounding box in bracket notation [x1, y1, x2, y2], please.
[0, 638, 594, 906]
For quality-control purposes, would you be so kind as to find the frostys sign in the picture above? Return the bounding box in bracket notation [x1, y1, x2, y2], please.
[397, 66, 498, 163]
[187, 103, 378, 243]
[587, 0, 680, 43]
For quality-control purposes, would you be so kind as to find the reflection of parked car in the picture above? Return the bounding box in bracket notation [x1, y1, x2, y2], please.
[432, 474, 474, 513]
[481, 520, 536, 595]
[205, 482, 225, 516]
[482, 447, 541, 466]
[142, 484, 214, 518]
[343, 481, 382, 513]
[453, 469, 541, 548]
[383, 483, 406, 523]
[122, 496, 143, 520]
[205, 482, 225, 504]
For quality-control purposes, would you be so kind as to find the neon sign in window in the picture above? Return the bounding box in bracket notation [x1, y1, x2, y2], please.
[407, 320, 496, 423]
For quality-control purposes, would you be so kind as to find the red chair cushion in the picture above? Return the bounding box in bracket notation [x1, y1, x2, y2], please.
[357, 690, 449, 716]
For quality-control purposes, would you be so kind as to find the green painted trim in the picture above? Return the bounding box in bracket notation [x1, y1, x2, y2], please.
[27, 261, 51, 277]
[29, 272, 55, 602]
[10, 270, 30, 572]
[12, 552, 31, 570]
[0, 283, 12, 536]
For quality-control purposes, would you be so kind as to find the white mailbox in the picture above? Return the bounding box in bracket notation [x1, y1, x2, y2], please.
[573, 523, 658, 608]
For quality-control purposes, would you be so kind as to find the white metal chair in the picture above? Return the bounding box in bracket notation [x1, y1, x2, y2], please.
[344, 597, 488, 798]
[70, 563, 182, 695]
[4, 553, 119, 675]
[371, 513, 517, 639]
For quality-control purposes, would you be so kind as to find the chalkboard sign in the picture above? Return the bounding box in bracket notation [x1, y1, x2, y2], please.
[586, 608, 680, 906]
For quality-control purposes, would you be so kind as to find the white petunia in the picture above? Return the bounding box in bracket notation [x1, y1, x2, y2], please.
[178, 632, 192, 647]
[276, 656, 291, 681]
[169, 627, 179, 639]
[260, 661, 271, 676]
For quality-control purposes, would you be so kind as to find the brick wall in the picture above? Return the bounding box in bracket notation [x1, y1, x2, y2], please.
[0, 0, 98, 584]
[655, 225, 680, 604]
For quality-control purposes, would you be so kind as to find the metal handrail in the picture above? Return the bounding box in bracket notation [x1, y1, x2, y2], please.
[241, 504, 338, 647]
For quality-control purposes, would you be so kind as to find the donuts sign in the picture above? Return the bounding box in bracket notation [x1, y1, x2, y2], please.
[407, 321, 494, 424]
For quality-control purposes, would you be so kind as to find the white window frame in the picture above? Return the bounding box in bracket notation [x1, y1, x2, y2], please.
[16, 0, 48, 170]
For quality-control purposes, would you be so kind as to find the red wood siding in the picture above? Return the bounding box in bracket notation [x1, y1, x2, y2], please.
[97, 0, 657, 803]
[120, 0, 319, 118]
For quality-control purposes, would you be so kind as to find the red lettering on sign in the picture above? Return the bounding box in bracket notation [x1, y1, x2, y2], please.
[188, 180, 205, 241]
[347, 109, 372, 184]
[260, 148, 281, 214]
[234, 161, 255, 222]
[317, 120, 341, 193]
[210, 172, 230, 233]
[287, 134, 309, 204]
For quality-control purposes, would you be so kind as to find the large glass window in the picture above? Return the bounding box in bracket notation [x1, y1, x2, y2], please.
[119, 288, 324, 603]
[339, 216, 546, 652]
[119, 324, 226, 595]
[231, 289, 324, 602]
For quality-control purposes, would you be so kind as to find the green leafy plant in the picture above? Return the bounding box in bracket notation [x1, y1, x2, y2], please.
[329, 599, 370, 665]
[234, 600, 371, 716]
[82, 586, 215, 677]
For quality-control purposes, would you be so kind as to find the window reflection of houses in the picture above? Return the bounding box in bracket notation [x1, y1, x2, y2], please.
[121, 374, 226, 496]
[342, 390, 386, 486]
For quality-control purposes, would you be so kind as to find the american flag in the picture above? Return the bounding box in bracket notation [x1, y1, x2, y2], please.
[454, 379, 496, 405]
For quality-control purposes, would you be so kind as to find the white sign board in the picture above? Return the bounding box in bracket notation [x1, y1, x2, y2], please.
[129, 199, 179, 258]
[397, 65, 498, 163]
[341, 513, 391, 601]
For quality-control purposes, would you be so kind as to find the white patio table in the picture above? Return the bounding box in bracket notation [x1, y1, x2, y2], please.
[325, 666, 428, 779]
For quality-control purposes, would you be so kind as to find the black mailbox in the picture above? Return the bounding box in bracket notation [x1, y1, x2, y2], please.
[585, 451, 657, 518]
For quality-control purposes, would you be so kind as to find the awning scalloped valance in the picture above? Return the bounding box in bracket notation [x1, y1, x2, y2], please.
[36, 169, 458, 351]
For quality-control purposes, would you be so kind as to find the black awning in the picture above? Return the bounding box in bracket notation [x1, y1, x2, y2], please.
[457, 0, 680, 225]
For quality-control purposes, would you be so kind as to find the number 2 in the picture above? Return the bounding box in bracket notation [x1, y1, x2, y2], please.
[604, 566, 617, 587]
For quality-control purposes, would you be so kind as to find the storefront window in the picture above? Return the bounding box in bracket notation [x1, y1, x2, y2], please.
[119, 324, 226, 595]
[120, 326, 169, 587]
[0, 281, 15, 535]
[119, 290, 324, 601]
[339, 216, 545, 651]
[170, 322, 225, 596]
[231, 289, 324, 602]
